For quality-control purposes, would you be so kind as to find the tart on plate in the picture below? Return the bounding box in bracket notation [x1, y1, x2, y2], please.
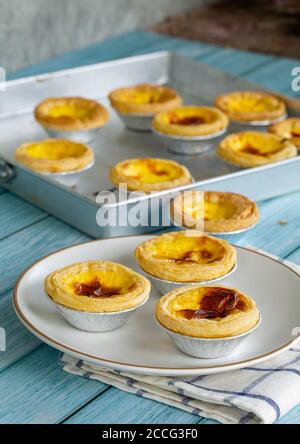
[108, 83, 182, 115]
[269, 117, 300, 149]
[135, 230, 236, 283]
[215, 91, 286, 124]
[35, 97, 109, 132]
[110, 158, 192, 193]
[156, 285, 260, 339]
[15, 139, 94, 174]
[45, 260, 150, 313]
[171, 190, 259, 233]
[152, 106, 229, 138]
[45, 261, 151, 332]
[218, 131, 297, 168]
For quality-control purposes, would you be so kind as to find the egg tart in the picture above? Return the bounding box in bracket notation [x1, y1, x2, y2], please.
[152, 106, 229, 137]
[35, 97, 109, 132]
[15, 139, 94, 174]
[215, 91, 286, 124]
[171, 191, 259, 233]
[156, 285, 260, 339]
[218, 131, 297, 168]
[45, 261, 150, 313]
[109, 84, 181, 115]
[110, 158, 192, 193]
[269, 117, 300, 149]
[136, 231, 236, 283]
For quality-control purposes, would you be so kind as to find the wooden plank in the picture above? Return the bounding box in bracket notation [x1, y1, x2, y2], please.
[0, 193, 46, 240]
[219, 190, 300, 259]
[0, 216, 89, 296]
[0, 345, 108, 424]
[64, 387, 199, 424]
[244, 58, 298, 92]
[0, 290, 41, 372]
[283, 244, 300, 265]
[277, 405, 300, 424]
[130, 33, 218, 59]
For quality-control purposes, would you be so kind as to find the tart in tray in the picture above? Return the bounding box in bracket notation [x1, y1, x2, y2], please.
[110, 157, 192, 192]
[171, 190, 259, 233]
[35, 97, 109, 131]
[108, 83, 182, 115]
[152, 106, 229, 137]
[215, 91, 286, 124]
[15, 139, 94, 173]
[218, 131, 297, 168]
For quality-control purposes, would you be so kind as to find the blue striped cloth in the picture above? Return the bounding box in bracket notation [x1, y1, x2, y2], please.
[60, 250, 300, 424]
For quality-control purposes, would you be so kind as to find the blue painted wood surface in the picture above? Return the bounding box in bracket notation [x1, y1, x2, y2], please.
[1, 31, 300, 424]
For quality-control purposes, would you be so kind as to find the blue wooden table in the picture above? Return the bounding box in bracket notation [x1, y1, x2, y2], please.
[1, 31, 300, 424]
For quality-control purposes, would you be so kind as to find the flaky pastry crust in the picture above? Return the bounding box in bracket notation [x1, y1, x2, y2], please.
[110, 158, 192, 193]
[218, 131, 297, 168]
[109, 84, 182, 115]
[171, 191, 259, 233]
[15, 139, 94, 173]
[156, 285, 260, 339]
[152, 106, 229, 137]
[35, 97, 109, 131]
[269, 117, 300, 149]
[135, 230, 236, 283]
[45, 261, 151, 313]
[215, 91, 286, 123]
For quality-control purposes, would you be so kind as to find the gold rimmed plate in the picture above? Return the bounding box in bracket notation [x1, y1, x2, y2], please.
[13, 235, 300, 376]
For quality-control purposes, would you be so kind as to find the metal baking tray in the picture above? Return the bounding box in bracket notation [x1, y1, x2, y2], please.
[0, 51, 300, 238]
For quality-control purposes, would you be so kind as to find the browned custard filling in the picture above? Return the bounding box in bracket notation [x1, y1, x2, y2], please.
[170, 116, 205, 126]
[74, 279, 121, 298]
[242, 144, 282, 157]
[153, 237, 225, 265]
[180, 287, 243, 320]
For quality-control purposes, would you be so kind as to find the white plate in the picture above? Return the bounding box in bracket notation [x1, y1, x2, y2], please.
[13, 236, 300, 376]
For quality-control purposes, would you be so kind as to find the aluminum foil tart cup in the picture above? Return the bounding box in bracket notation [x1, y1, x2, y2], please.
[116, 111, 154, 132]
[42, 161, 95, 187]
[229, 112, 288, 133]
[152, 127, 227, 155]
[138, 264, 237, 295]
[170, 219, 258, 236]
[47, 294, 149, 333]
[158, 317, 261, 359]
[42, 126, 102, 144]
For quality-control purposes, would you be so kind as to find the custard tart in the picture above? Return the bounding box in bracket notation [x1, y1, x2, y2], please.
[15, 139, 94, 173]
[171, 191, 259, 233]
[45, 260, 150, 313]
[269, 117, 300, 149]
[35, 97, 109, 132]
[156, 285, 260, 339]
[215, 91, 286, 124]
[135, 230, 236, 283]
[218, 131, 297, 168]
[152, 106, 229, 137]
[109, 84, 181, 115]
[110, 158, 192, 193]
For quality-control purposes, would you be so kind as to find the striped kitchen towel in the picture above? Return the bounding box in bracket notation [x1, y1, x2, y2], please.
[60, 249, 300, 424]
